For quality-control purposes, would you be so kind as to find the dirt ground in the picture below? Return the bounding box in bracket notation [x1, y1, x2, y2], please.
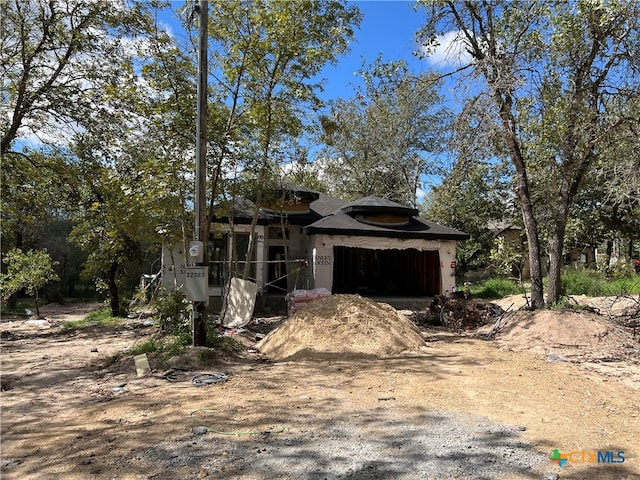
[1, 295, 639, 480]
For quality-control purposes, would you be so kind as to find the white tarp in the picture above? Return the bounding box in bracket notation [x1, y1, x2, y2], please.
[222, 277, 257, 328]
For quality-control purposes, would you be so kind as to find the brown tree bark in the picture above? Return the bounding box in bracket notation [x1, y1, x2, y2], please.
[107, 260, 120, 317]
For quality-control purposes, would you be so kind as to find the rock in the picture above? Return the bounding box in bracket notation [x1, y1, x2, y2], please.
[1, 459, 22, 469]
[192, 426, 208, 435]
[90, 347, 98, 352]
[25, 319, 51, 329]
[543, 472, 560, 480]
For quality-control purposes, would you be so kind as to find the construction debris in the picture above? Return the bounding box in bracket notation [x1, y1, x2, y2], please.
[409, 296, 503, 332]
[286, 288, 331, 316]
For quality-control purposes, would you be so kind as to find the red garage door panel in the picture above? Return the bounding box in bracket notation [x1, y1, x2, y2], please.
[332, 247, 440, 296]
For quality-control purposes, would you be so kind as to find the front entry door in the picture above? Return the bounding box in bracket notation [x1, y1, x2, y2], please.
[267, 246, 288, 293]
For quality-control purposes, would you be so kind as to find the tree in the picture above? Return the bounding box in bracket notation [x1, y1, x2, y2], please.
[424, 156, 514, 273]
[417, 0, 640, 308]
[318, 57, 447, 206]
[198, 0, 362, 281]
[0, 149, 78, 252]
[1, 0, 199, 316]
[0, 0, 159, 156]
[1, 248, 59, 317]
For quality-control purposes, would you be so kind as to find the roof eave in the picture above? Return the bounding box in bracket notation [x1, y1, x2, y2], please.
[303, 227, 470, 241]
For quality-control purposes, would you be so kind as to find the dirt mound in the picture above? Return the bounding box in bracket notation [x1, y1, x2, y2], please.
[493, 309, 639, 360]
[256, 294, 426, 361]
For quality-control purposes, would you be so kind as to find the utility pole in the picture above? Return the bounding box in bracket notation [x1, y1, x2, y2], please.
[191, 0, 208, 346]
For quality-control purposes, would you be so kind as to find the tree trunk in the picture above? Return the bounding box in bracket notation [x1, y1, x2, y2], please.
[107, 261, 120, 317]
[34, 288, 41, 318]
[518, 192, 545, 310]
[546, 216, 568, 305]
[494, 90, 545, 309]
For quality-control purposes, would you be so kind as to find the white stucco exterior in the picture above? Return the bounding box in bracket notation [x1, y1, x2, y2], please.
[309, 234, 459, 296]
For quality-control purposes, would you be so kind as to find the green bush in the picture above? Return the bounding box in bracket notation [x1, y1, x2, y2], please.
[126, 334, 190, 358]
[127, 338, 160, 356]
[153, 288, 191, 337]
[206, 325, 243, 353]
[607, 261, 636, 280]
[468, 278, 522, 298]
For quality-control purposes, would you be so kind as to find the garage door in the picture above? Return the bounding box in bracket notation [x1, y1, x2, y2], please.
[332, 246, 440, 296]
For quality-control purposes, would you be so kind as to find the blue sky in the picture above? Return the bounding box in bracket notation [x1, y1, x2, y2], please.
[318, 1, 430, 100]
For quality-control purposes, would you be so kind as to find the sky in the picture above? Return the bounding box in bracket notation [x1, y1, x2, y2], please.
[317, 0, 431, 100]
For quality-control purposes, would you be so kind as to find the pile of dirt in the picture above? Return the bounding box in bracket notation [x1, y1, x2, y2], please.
[256, 294, 426, 361]
[491, 309, 639, 361]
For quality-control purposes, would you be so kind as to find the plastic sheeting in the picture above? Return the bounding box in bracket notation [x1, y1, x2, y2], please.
[222, 277, 257, 328]
[317, 234, 444, 251]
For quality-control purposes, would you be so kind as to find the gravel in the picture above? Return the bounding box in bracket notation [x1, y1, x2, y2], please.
[121, 409, 551, 479]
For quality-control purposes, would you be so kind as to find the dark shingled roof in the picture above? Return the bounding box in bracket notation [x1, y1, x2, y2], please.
[309, 192, 348, 217]
[340, 195, 419, 217]
[304, 211, 469, 240]
[212, 187, 469, 240]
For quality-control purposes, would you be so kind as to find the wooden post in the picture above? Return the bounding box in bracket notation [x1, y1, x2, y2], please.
[193, 0, 208, 346]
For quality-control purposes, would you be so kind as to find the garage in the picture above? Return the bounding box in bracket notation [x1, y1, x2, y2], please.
[332, 246, 441, 296]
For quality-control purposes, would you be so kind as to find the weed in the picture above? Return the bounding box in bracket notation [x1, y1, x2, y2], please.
[198, 348, 219, 367]
[126, 335, 190, 359]
[127, 338, 160, 356]
[468, 278, 522, 298]
[548, 296, 591, 311]
[561, 270, 640, 296]
[103, 353, 122, 367]
[61, 307, 120, 331]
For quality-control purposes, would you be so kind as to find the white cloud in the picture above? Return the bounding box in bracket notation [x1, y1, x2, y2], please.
[421, 30, 472, 69]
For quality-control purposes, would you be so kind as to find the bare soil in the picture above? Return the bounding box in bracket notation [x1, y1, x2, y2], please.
[1, 295, 639, 480]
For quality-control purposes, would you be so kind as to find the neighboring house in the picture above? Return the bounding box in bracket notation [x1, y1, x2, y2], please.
[162, 184, 469, 307]
[479, 220, 595, 281]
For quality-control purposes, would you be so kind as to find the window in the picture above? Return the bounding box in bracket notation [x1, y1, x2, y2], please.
[208, 235, 227, 286]
[208, 232, 257, 285]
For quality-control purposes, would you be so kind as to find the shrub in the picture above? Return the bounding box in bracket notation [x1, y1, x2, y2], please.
[153, 288, 191, 337]
[560, 270, 607, 296]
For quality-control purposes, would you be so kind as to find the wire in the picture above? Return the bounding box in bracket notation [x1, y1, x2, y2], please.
[191, 372, 228, 386]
